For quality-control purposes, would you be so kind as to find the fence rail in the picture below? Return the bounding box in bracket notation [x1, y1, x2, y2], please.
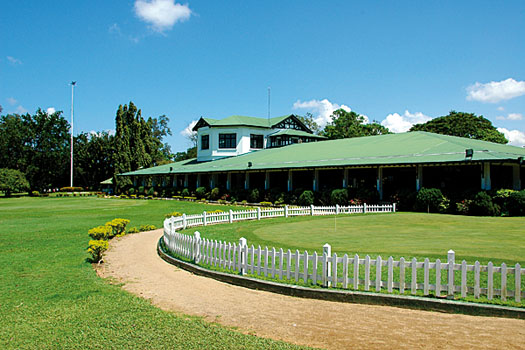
[162, 204, 523, 303]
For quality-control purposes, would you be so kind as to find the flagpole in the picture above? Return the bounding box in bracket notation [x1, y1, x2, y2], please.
[70, 81, 76, 187]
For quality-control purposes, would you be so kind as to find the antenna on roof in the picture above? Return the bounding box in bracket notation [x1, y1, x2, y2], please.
[267, 86, 271, 122]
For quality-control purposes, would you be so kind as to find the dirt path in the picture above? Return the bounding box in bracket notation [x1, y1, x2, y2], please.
[99, 230, 525, 350]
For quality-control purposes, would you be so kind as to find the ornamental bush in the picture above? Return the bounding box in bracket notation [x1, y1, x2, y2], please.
[147, 187, 155, 196]
[88, 225, 112, 240]
[105, 218, 130, 237]
[164, 211, 183, 219]
[127, 227, 139, 234]
[470, 191, 499, 216]
[195, 187, 207, 199]
[139, 224, 157, 232]
[181, 188, 190, 197]
[298, 190, 314, 206]
[259, 201, 273, 207]
[88, 240, 108, 263]
[330, 189, 348, 205]
[210, 187, 220, 200]
[507, 190, 525, 216]
[248, 188, 260, 203]
[60, 186, 84, 192]
[415, 188, 445, 213]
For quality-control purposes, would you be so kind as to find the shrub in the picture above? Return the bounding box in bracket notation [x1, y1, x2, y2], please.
[210, 187, 220, 200]
[60, 186, 84, 192]
[470, 191, 499, 216]
[492, 189, 516, 215]
[507, 190, 525, 216]
[0, 168, 30, 197]
[88, 225, 112, 240]
[128, 187, 135, 195]
[330, 189, 348, 205]
[105, 218, 130, 237]
[147, 187, 155, 196]
[31, 190, 40, 197]
[119, 195, 128, 199]
[138, 186, 145, 194]
[207, 209, 224, 214]
[248, 188, 260, 203]
[298, 190, 315, 206]
[181, 188, 190, 197]
[138, 195, 145, 199]
[139, 224, 157, 232]
[127, 226, 139, 234]
[415, 188, 445, 213]
[195, 186, 207, 199]
[165, 211, 183, 219]
[455, 199, 472, 215]
[260, 201, 273, 207]
[356, 187, 380, 204]
[88, 240, 108, 263]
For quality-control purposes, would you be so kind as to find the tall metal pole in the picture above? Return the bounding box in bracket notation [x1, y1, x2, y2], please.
[267, 86, 271, 123]
[70, 81, 76, 187]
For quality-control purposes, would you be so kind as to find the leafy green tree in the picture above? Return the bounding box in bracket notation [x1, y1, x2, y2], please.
[297, 113, 321, 135]
[321, 109, 391, 139]
[74, 131, 114, 189]
[0, 168, 30, 196]
[0, 113, 32, 172]
[173, 146, 197, 162]
[409, 111, 507, 144]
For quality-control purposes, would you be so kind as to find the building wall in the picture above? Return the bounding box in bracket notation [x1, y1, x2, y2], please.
[196, 126, 275, 161]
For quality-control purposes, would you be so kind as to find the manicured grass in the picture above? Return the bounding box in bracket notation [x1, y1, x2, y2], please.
[0, 197, 307, 349]
[184, 212, 525, 265]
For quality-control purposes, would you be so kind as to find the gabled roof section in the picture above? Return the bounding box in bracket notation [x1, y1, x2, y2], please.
[191, 114, 312, 132]
[120, 132, 525, 176]
[269, 129, 326, 139]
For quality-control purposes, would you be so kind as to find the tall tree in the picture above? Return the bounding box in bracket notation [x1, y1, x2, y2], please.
[74, 131, 114, 189]
[297, 112, 321, 135]
[0, 168, 30, 196]
[0, 113, 32, 171]
[321, 109, 391, 139]
[409, 111, 508, 144]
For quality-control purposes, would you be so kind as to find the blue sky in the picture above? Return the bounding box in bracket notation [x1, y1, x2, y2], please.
[2, 1, 525, 151]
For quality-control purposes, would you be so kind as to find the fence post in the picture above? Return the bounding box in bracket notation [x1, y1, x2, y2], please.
[203, 211, 207, 226]
[239, 237, 247, 275]
[285, 205, 289, 218]
[336, 204, 340, 215]
[229, 209, 233, 224]
[363, 203, 367, 213]
[194, 231, 201, 263]
[323, 243, 331, 287]
[182, 213, 187, 229]
[310, 204, 314, 216]
[447, 249, 455, 298]
[393, 203, 396, 213]
[257, 207, 261, 220]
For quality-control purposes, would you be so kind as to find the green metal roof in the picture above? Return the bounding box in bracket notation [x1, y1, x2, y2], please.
[193, 115, 294, 130]
[100, 178, 113, 185]
[269, 129, 327, 138]
[120, 132, 525, 176]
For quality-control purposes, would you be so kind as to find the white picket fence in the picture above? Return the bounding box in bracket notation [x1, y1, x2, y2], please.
[162, 204, 524, 303]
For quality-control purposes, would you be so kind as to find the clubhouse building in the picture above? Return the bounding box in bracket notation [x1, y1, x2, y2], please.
[120, 115, 525, 199]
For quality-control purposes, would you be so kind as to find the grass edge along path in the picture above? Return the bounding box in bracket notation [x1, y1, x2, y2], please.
[0, 197, 309, 350]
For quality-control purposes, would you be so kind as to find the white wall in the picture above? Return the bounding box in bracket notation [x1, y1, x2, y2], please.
[196, 126, 274, 161]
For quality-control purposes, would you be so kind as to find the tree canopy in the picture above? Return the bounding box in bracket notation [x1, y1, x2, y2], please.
[409, 111, 508, 144]
[321, 109, 391, 139]
[0, 168, 30, 196]
[296, 113, 321, 135]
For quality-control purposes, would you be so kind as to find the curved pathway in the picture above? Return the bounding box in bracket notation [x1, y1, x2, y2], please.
[100, 230, 525, 350]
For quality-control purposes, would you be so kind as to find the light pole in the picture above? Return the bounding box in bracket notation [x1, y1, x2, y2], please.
[70, 81, 76, 187]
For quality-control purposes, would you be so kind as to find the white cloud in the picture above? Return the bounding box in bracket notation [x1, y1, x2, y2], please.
[15, 105, 28, 114]
[292, 99, 355, 127]
[6, 97, 17, 105]
[6, 56, 22, 65]
[381, 110, 432, 133]
[498, 128, 525, 147]
[495, 112, 523, 121]
[508, 113, 523, 121]
[134, 0, 191, 32]
[46, 107, 56, 115]
[466, 78, 525, 103]
[497, 106, 505, 111]
[108, 23, 122, 36]
[180, 120, 197, 138]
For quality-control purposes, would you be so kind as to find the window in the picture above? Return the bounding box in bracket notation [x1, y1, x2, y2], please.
[250, 134, 263, 149]
[219, 133, 236, 149]
[201, 135, 209, 150]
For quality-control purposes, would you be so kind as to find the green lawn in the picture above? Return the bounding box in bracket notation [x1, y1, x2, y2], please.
[0, 197, 307, 350]
[183, 212, 525, 265]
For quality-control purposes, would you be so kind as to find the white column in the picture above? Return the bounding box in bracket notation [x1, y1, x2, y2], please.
[512, 164, 521, 190]
[196, 174, 201, 188]
[343, 168, 349, 188]
[287, 170, 293, 191]
[376, 167, 383, 200]
[416, 165, 423, 191]
[172, 175, 177, 187]
[184, 174, 188, 188]
[244, 172, 250, 190]
[323, 243, 331, 287]
[264, 171, 270, 190]
[226, 173, 231, 190]
[313, 169, 319, 191]
[481, 163, 491, 190]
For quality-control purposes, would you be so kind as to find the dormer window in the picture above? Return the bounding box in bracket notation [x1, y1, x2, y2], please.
[201, 135, 209, 150]
[219, 133, 236, 149]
